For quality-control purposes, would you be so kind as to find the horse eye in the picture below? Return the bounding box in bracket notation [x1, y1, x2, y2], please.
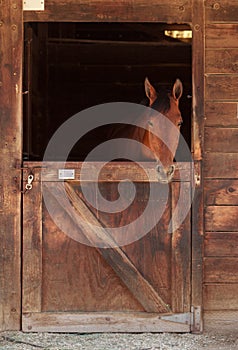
[148, 121, 154, 127]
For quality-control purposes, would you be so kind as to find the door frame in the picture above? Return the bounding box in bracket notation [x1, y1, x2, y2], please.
[21, 0, 204, 333]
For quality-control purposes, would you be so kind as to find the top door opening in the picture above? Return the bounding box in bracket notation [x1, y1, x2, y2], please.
[23, 22, 192, 161]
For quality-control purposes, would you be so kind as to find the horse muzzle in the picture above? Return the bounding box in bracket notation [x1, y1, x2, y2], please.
[156, 164, 175, 184]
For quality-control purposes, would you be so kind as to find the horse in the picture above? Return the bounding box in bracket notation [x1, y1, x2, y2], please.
[107, 78, 183, 183]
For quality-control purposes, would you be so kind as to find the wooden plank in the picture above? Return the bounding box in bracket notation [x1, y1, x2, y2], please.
[204, 311, 238, 334]
[205, 75, 238, 101]
[205, 180, 238, 205]
[23, 0, 192, 23]
[23, 162, 192, 182]
[205, 232, 238, 257]
[204, 153, 238, 178]
[204, 257, 238, 283]
[205, 0, 238, 23]
[205, 206, 238, 231]
[41, 205, 143, 312]
[191, 0, 205, 333]
[205, 102, 238, 127]
[171, 182, 191, 313]
[205, 24, 238, 48]
[204, 284, 238, 310]
[22, 311, 190, 333]
[0, 0, 23, 331]
[205, 49, 238, 74]
[204, 128, 238, 153]
[43, 181, 171, 313]
[22, 181, 43, 313]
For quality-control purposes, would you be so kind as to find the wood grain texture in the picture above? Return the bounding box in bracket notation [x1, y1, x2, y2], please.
[22, 181, 42, 313]
[43, 181, 171, 313]
[205, 206, 238, 231]
[22, 312, 190, 333]
[41, 202, 143, 312]
[0, 0, 22, 331]
[204, 128, 238, 152]
[205, 49, 238, 74]
[23, 162, 192, 182]
[204, 257, 238, 282]
[205, 232, 238, 257]
[23, 0, 192, 23]
[205, 0, 238, 23]
[205, 24, 238, 48]
[204, 153, 238, 178]
[204, 284, 238, 310]
[205, 180, 238, 205]
[205, 75, 238, 101]
[191, 0, 205, 333]
[171, 182, 191, 313]
[205, 102, 238, 127]
[204, 311, 238, 334]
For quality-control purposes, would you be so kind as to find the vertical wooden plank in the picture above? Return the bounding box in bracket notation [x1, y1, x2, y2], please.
[191, 0, 205, 333]
[0, 0, 23, 331]
[171, 181, 191, 313]
[22, 175, 42, 314]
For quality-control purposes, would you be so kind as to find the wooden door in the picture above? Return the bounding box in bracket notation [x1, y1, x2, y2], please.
[22, 161, 192, 332]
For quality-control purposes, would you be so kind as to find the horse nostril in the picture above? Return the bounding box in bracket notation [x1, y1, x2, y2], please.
[168, 165, 175, 176]
[156, 165, 162, 173]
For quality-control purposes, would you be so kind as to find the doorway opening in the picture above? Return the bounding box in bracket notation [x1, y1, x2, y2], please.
[23, 22, 192, 161]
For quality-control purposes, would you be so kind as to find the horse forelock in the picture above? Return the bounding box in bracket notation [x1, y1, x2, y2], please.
[150, 87, 171, 114]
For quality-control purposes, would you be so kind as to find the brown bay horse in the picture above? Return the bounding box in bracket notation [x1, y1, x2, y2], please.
[107, 78, 183, 183]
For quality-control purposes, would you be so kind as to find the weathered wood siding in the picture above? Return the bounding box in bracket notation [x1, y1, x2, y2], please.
[0, 0, 23, 330]
[0, 0, 238, 332]
[204, 0, 238, 332]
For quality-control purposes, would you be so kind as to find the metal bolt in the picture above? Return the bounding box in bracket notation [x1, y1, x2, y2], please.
[213, 2, 220, 10]
[11, 24, 17, 31]
[179, 5, 185, 11]
[194, 24, 200, 31]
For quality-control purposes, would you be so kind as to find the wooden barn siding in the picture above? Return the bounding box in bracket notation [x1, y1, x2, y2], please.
[23, 0, 192, 22]
[204, 2, 238, 332]
[0, 0, 23, 330]
[1, 0, 238, 332]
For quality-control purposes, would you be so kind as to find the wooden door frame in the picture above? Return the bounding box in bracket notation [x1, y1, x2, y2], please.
[0, 0, 204, 332]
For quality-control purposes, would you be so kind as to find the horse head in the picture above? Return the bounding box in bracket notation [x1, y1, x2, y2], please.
[143, 78, 183, 183]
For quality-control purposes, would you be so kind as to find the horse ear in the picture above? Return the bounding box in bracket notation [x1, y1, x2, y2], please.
[145, 77, 157, 105]
[172, 79, 183, 101]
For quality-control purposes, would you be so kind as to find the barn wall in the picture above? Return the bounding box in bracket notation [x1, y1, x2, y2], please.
[1, 0, 238, 332]
[203, 0, 238, 332]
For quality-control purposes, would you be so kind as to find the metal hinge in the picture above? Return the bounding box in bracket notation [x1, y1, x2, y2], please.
[160, 306, 202, 332]
[191, 305, 202, 333]
[23, 0, 44, 11]
[160, 312, 191, 325]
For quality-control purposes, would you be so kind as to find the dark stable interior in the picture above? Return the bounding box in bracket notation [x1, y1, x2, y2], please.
[23, 22, 192, 161]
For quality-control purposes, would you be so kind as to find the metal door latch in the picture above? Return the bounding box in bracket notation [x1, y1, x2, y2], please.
[25, 174, 34, 191]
